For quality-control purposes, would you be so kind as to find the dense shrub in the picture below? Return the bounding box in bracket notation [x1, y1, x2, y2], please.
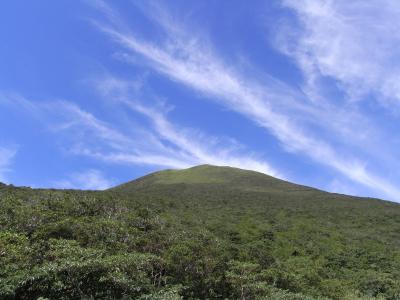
[1, 166, 400, 299]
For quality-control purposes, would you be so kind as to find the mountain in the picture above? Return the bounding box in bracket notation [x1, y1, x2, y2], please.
[1, 165, 400, 299]
[112, 164, 316, 192]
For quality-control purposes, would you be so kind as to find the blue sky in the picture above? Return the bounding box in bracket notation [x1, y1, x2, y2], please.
[1, 0, 400, 201]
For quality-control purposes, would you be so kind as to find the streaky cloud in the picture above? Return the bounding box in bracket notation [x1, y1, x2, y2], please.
[96, 77, 281, 176]
[0, 145, 17, 183]
[54, 169, 114, 190]
[280, 0, 400, 106]
[2, 92, 279, 178]
[90, 2, 400, 199]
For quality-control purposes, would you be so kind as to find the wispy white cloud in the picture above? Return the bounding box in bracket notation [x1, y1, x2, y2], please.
[54, 169, 114, 190]
[279, 0, 400, 106]
[327, 179, 358, 197]
[89, 1, 400, 199]
[1, 92, 279, 177]
[0, 145, 17, 183]
[97, 78, 279, 175]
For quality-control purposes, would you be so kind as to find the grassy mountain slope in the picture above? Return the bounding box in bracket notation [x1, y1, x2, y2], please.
[1, 165, 400, 299]
[113, 165, 316, 192]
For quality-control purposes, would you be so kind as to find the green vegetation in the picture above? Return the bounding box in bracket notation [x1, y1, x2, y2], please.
[1, 165, 400, 299]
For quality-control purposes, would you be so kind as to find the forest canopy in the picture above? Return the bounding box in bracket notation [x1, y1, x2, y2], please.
[1, 165, 400, 299]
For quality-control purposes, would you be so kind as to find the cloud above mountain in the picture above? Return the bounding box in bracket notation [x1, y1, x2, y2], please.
[1, 0, 400, 200]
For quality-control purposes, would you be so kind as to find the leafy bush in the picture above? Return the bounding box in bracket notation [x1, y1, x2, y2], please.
[1, 166, 400, 299]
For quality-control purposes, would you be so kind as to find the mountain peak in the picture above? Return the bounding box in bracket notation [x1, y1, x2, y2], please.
[155, 164, 266, 184]
[111, 164, 313, 193]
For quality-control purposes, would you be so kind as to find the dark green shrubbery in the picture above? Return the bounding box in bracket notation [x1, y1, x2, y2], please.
[1, 166, 400, 299]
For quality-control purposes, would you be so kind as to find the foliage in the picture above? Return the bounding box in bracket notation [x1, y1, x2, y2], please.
[1, 165, 400, 299]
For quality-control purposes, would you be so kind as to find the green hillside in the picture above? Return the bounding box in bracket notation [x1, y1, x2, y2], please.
[113, 165, 314, 192]
[1, 165, 400, 299]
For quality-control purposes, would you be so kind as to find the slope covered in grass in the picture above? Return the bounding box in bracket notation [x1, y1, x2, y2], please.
[1, 165, 400, 299]
[113, 165, 315, 192]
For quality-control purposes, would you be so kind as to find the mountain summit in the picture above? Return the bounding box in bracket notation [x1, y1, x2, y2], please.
[112, 164, 315, 193]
